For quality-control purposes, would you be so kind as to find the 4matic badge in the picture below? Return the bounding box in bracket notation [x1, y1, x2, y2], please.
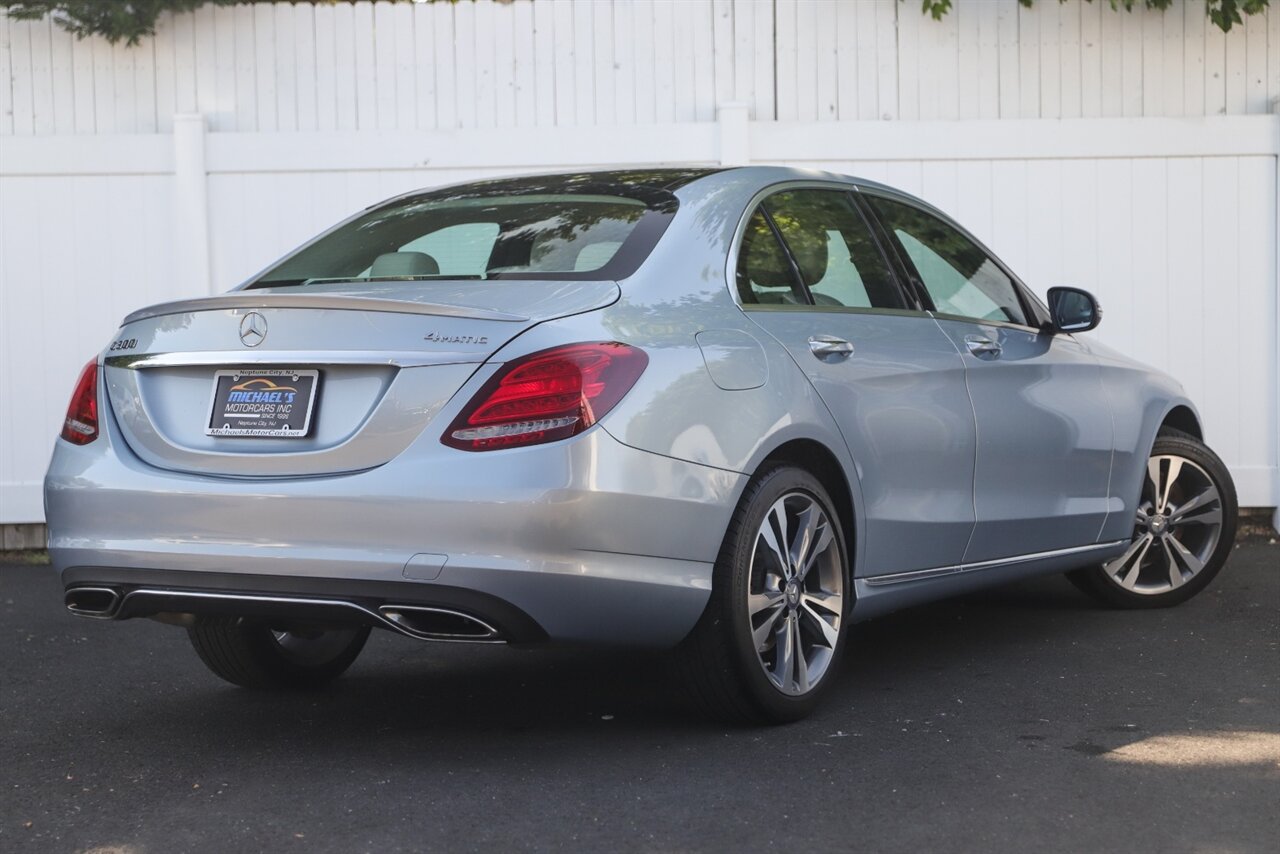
[424, 332, 489, 345]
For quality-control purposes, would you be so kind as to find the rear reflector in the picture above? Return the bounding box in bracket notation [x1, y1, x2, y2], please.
[443, 342, 648, 451]
[60, 358, 99, 445]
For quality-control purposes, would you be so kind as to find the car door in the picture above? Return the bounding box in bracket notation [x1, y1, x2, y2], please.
[860, 192, 1113, 563]
[736, 187, 977, 577]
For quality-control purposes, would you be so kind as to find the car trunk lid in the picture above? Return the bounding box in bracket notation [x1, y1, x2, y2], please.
[103, 280, 617, 477]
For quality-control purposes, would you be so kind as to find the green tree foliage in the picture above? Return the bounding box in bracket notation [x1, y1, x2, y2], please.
[919, 0, 1269, 32]
[2, 1, 235, 45]
[2, 1, 1269, 46]
[0, 1, 465, 46]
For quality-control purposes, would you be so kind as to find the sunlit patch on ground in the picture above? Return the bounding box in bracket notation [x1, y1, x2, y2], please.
[1104, 731, 1280, 769]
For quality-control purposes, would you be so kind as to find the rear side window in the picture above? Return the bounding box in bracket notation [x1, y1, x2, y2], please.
[735, 189, 904, 310]
[866, 196, 1028, 326]
[250, 190, 676, 288]
[736, 210, 808, 306]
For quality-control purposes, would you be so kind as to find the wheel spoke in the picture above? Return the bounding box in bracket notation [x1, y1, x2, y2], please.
[1163, 535, 1204, 587]
[800, 596, 840, 649]
[1177, 507, 1222, 528]
[1146, 463, 1167, 512]
[1158, 538, 1184, 588]
[789, 505, 820, 577]
[1148, 456, 1184, 513]
[1105, 533, 1153, 590]
[1121, 538, 1153, 589]
[758, 501, 790, 577]
[773, 615, 796, 687]
[791, 617, 810, 694]
[799, 588, 840, 614]
[1168, 486, 1222, 527]
[795, 516, 834, 584]
[751, 601, 786, 651]
[748, 590, 785, 619]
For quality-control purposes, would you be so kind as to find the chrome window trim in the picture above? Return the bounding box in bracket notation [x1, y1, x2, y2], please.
[927, 310, 1044, 335]
[863, 540, 1128, 587]
[740, 304, 928, 320]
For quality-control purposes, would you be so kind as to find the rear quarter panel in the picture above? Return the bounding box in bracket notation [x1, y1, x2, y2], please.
[486, 169, 869, 578]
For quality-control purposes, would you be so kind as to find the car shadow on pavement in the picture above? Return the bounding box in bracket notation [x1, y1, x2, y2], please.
[5, 553, 1277, 853]
[58, 573, 1182, 741]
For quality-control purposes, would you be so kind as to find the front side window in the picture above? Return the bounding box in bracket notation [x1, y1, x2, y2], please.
[250, 187, 676, 288]
[735, 189, 905, 310]
[866, 196, 1028, 326]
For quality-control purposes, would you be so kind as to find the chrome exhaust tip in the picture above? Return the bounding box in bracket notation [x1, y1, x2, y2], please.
[379, 605, 502, 643]
[65, 587, 123, 619]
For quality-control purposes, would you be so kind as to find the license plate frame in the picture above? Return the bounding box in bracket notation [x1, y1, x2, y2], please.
[206, 368, 319, 438]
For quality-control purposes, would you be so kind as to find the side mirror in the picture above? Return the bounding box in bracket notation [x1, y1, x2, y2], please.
[1047, 286, 1102, 333]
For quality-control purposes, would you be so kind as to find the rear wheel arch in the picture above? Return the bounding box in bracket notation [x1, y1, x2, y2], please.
[681, 460, 852, 722]
[755, 439, 857, 581]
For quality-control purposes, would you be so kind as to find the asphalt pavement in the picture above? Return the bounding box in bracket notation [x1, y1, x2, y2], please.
[2, 542, 1277, 853]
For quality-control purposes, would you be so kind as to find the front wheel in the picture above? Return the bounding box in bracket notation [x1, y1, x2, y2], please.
[680, 466, 849, 724]
[188, 617, 370, 689]
[1069, 431, 1237, 608]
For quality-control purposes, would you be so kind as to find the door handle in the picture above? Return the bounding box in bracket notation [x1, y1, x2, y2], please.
[808, 335, 854, 360]
[964, 335, 1002, 358]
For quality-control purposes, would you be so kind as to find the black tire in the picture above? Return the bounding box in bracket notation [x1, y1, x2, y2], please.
[678, 465, 850, 725]
[187, 617, 370, 689]
[1068, 429, 1237, 609]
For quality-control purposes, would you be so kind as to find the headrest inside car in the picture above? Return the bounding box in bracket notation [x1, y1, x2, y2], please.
[370, 251, 440, 278]
[740, 216, 795, 289]
[773, 223, 829, 287]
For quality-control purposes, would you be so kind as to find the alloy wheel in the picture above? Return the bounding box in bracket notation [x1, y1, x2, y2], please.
[1104, 454, 1225, 595]
[746, 492, 844, 696]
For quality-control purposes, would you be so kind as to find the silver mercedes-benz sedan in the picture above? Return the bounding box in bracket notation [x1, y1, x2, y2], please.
[45, 167, 1237, 723]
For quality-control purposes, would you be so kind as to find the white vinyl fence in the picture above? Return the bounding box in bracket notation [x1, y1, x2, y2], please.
[1, 1, 1278, 525]
[3, 0, 1278, 134]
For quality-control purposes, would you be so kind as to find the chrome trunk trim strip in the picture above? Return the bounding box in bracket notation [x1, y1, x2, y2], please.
[122, 294, 529, 325]
[105, 350, 484, 369]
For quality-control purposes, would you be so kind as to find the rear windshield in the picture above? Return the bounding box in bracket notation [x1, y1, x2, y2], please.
[248, 186, 678, 288]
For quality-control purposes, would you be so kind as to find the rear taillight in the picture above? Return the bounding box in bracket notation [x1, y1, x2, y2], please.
[60, 359, 99, 445]
[443, 342, 648, 451]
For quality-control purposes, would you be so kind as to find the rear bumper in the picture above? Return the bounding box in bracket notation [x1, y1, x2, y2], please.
[45, 412, 743, 647]
[61, 567, 549, 644]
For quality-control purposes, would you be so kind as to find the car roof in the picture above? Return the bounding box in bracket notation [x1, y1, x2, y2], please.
[421, 168, 728, 195]
[392, 166, 905, 205]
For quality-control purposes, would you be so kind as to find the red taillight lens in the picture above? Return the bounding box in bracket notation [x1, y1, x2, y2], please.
[443, 342, 648, 451]
[60, 359, 99, 445]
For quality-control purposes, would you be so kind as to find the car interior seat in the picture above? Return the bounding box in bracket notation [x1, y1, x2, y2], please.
[370, 251, 440, 278]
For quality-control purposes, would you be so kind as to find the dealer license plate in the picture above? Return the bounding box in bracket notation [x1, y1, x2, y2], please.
[206, 369, 319, 438]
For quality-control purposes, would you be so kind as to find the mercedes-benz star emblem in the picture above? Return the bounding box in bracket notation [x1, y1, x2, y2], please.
[239, 312, 267, 347]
